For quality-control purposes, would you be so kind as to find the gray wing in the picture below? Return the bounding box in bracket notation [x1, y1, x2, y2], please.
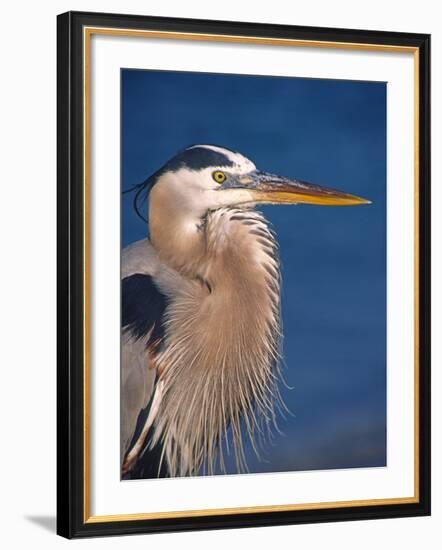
[120, 239, 167, 465]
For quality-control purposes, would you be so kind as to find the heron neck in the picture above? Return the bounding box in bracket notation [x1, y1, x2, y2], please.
[202, 208, 279, 293]
[148, 200, 207, 279]
[151, 206, 283, 476]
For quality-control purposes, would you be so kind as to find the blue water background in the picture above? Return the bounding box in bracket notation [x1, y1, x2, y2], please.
[121, 69, 386, 474]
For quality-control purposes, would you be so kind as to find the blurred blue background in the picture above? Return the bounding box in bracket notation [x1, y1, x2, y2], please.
[121, 69, 386, 474]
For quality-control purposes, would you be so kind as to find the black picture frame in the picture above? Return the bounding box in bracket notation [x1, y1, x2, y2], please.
[57, 10, 431, 539]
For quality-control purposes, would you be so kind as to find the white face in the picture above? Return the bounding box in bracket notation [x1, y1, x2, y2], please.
[151, 145, 258, 217]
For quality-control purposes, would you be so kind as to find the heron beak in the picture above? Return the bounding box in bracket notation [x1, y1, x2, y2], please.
[239, 171, 371, 206]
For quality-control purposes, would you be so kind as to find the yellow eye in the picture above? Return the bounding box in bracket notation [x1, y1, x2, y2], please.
[212, 170, 226, 184]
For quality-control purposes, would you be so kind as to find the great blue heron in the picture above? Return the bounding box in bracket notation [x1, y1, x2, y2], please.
[121, 144, 370, 479]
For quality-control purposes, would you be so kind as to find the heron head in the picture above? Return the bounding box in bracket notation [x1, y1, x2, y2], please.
[136, 144, 370, 221]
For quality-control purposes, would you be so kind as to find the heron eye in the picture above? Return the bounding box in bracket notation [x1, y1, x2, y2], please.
[212, 170, 226, 184]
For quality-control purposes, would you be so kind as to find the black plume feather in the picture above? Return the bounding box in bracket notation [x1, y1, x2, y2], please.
[122, 176, 156, 223]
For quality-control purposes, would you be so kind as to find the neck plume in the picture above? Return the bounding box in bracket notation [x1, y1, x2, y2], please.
[150, 207, 285, 477]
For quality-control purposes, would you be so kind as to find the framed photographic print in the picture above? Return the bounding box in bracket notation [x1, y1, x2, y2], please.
[57, 11, 431, 538]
